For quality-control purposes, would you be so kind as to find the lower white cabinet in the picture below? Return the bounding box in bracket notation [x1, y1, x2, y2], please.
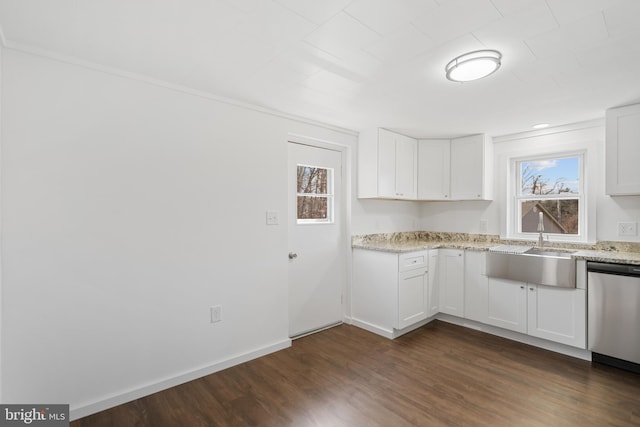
[352, 249, 430, 335]
[486, 278, 528, 334]
[527, 284, 586, 348]
[352, 248, 586, 348]
[438, 249, 465, 316]
[484, 278, 586, 348]
[464, 251, 488, 323]
[398, 268, 428, 329]
[427, 251, 440, 317]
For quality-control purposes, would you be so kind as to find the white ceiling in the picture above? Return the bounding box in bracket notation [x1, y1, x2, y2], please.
[1, 0, 639, 137]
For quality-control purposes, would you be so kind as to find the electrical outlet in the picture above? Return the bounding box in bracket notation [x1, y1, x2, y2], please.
[617, 222, 637, 236]
[210, 305, 222, 323]
[480, 219, 488, 233]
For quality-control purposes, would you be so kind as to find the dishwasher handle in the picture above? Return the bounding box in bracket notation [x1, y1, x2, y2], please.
[587, 261, 640, 277]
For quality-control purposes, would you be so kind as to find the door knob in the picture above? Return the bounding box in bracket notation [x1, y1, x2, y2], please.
[288, 252, 298, 260]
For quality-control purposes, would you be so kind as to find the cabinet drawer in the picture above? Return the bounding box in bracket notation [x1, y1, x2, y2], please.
[399, 251, 428, 272]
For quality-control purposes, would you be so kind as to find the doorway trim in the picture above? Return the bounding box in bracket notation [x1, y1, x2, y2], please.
[287, 133, 353, 329]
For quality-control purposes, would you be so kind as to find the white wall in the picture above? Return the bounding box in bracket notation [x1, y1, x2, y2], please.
[351, 199, 420, 235]
[419, 200, 498, 235]
[0, 46, 420, 419]
[420, 123, 640, 243]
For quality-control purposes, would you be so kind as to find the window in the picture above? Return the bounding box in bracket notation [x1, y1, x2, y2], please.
[514, 154, 584, 238]
[296, 165, 334, 224]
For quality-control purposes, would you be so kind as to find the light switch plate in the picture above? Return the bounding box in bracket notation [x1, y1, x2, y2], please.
[618, 221, 637, 236]
[266, 210, 279, 225]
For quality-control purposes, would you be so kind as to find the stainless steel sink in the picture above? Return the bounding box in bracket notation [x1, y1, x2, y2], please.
[486, 248, 576, 288]
[524, 248, 574, 258]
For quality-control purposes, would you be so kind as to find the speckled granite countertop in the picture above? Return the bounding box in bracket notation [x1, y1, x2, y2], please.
[352, 232, 640, 265]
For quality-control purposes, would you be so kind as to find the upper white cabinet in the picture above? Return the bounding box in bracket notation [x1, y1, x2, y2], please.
[417, 139, 450, 199]
[450, 135, 493, 200]
[359, 128, 417, 200]
[606, 103, 640, 195]
[417, 134, 493, 201]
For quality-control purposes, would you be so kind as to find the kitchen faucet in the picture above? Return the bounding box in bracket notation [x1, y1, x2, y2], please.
[537, 212, 545, 248]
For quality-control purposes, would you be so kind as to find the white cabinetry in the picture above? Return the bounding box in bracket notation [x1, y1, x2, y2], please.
[352, 248, 587, 349]
[352, 249, 430, 337]
[359, 128, 417, 199]
[527, 285, 586, 348]
[486, 278, 528, 334]
[417, 139, 450, 199]
[606, 103, 640, 195]
[417, 134, 493, 200]
[464, 251, 488, 323]
[427, 251, 440, 317]
[398, 269, 427, 329]
[485, 277, 586, 348]
[438, 249, 465, 316]
[450, 135, 493, 200]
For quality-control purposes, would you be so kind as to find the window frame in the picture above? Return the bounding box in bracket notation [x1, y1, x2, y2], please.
[509, 150, 586, 243]
[296, 163, 335, 225]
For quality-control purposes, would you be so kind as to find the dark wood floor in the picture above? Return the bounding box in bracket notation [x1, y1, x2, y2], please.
[71, 321, 640, 426]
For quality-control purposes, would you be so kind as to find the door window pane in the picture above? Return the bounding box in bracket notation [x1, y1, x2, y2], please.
[297, 165, 333, 224]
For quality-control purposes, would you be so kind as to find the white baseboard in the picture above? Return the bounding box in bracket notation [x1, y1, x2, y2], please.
[350, 318, 394, 339]
[70, 338, 291, 421]
[350, 316, 435, 340]
[436, 314, 592, 361]
[349, 314, 591, 361]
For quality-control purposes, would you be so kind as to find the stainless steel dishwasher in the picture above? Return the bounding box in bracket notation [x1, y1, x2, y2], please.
[588, 261, 640, 373]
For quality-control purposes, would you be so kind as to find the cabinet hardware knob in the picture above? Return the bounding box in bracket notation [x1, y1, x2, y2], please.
[288, 252, 298, 260]
[520, 286, 525, 289]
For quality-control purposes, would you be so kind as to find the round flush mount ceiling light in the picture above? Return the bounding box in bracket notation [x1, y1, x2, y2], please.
[445, 49, 502, 82]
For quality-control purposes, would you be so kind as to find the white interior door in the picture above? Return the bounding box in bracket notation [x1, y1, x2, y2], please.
[288, 142, 344, 338]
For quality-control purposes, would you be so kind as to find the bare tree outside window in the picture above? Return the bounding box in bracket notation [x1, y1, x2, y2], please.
[518, 157, 581, 235]
[297, 165, 333, 223]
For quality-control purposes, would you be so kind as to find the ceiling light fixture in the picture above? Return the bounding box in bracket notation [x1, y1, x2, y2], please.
[532, 123, 550, 129]
[445, 49, 502, 82]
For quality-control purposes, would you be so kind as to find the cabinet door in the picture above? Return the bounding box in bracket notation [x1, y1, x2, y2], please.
[606, 103, 640, 195]
[377, 130, 417, 199]
[527, 285, 586, 348]
[427, 251, 440, 317]
[450, 135, 490, 200]
[464, 251, 488, 323]
[394, 134, 417, 199]
[439, 249, 465, 316]
[377, 129, 397, 198]
[417, 139, 450, 200]
[486, 278, 527, 333]
[398, 269, 428, 329]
